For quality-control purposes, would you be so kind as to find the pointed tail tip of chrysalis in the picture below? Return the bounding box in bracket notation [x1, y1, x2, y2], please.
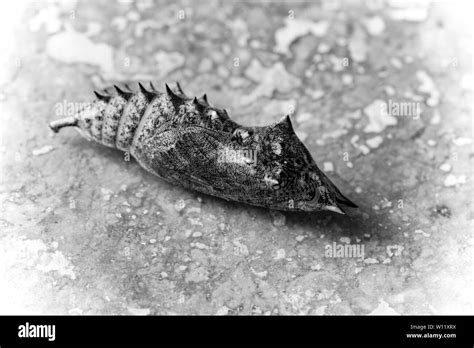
[323, 205, 346, 215]
[324, 201, 359, 217]
[335, 193, 359, 218]
[336, 193, 358, 209]
[48, 116, 78, 133]
[323, 189, 359, 216]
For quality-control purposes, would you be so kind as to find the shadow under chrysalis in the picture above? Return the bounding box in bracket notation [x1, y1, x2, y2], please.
[49, 82, 358, 215]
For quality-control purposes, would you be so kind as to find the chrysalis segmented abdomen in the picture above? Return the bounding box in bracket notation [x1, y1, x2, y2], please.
[116, 91, 148, 151]
[49, 82, 358, 214]
[89, 100, 107, 141]
[75, 84, 173, 157]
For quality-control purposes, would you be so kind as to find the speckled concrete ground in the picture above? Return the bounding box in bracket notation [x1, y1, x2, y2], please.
[0, 0, 472, 315]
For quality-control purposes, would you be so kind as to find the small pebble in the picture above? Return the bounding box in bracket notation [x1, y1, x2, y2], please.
[359, 145, 370, 155]
[430, 110, 441, 125]
[444, 174, 466, 187]
[296, 235, 305, 242]
[453, 137, 472, 146]
[274, 248, 286, 260]
[216, 306, 229, 315]
[126, 11, 140, 21]
[439, 163, 451, 172]
[426, 96, 439, 107]
[340, 237, 351, 244]
[232, 238, 249, 256]
[364, 258, 378, 264]
[174, 199, 186, 212]
[323, 162, 334, 172]
[366, 136, 383, 149]
[342, 74, 353, 85]
[250, 267, 268, 278]
[390, 57, 403, 69]
[68, 308, 83, 315]
[386, 245, 404, 257]
[317, 42, 331, 53]
[431, 205, 451, 218]
[127, 307, 151, 316]
[364, 16, 386, 36]
[309, 89, 325, 100]
[384, 86, 396, 96]
[195, 242, 208, 249]
[32, 145, 54, 156]
[271, 211, 286, 226]
[101, 188, 112, 201]
[414, 229, 430, 237]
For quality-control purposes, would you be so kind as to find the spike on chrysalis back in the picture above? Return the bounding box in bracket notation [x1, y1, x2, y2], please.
[165, 83, 184, 111]
[175, 81, 186, 96]
[192, 97, 206, 113]
[276, 114, 295, 133]
[94, 91, 111, 102]
[114, 85, 133, 100]
[138, 82, 156, 102]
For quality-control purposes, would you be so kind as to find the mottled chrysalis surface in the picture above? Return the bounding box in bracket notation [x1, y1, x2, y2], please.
[49, 83, 357, 214]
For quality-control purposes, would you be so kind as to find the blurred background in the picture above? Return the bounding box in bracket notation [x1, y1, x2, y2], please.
[0, 0, 472, 315]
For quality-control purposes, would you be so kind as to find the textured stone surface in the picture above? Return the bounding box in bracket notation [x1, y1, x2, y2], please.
[0, 0, 472, 315]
